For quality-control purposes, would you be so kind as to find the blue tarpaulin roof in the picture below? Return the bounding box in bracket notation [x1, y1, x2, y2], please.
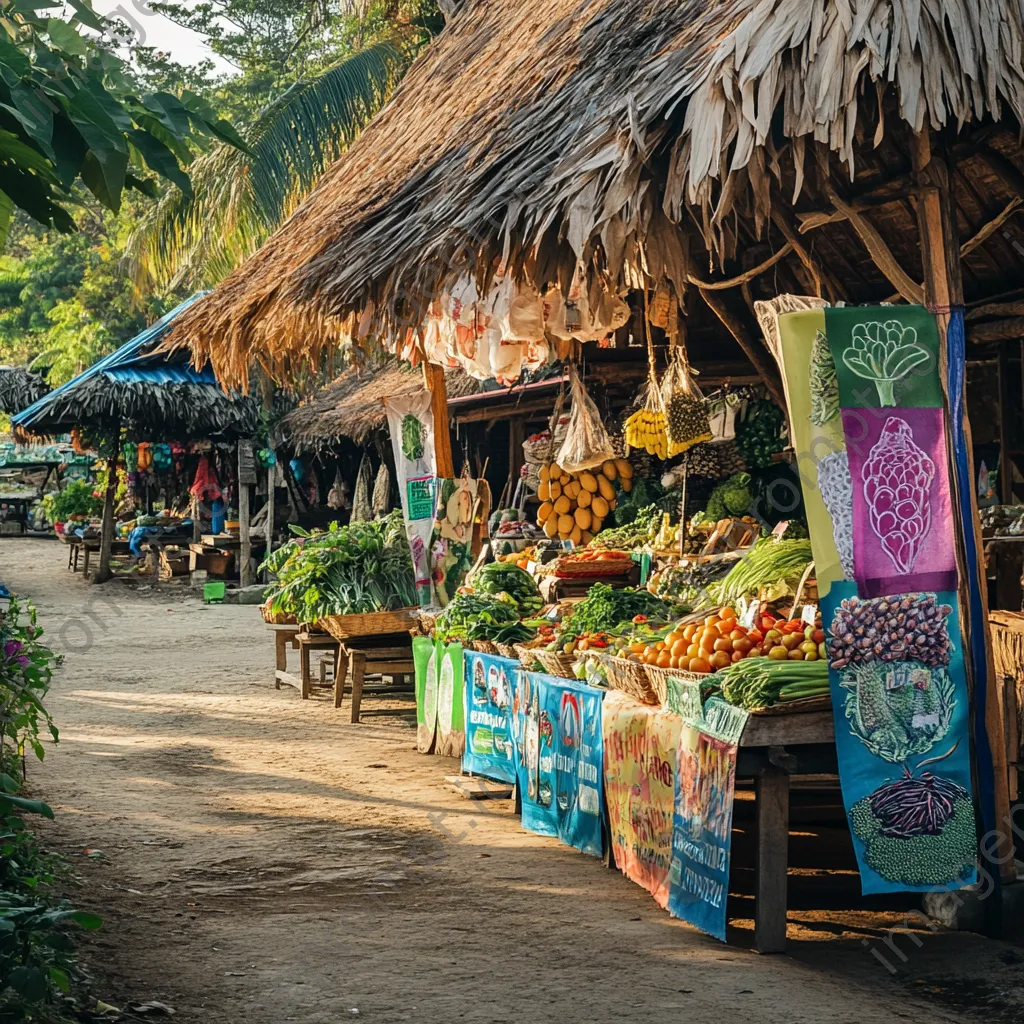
[12, 294, 258, 440]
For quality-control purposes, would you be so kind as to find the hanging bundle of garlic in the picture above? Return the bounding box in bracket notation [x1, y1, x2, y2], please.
[555, 363, 617, 474]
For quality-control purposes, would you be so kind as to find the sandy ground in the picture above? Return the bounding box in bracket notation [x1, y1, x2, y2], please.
[2, 538, 1024, 1024]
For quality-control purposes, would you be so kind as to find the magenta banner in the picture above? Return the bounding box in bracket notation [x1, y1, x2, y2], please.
[841, 407, 957, 597]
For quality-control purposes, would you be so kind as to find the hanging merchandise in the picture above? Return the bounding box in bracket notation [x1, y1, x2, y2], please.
[624, 356, 668, 458]
[327, 467, 346, 510]
[384, 390, 437, 605]
[706, 391, 743, 441]
[371, 462, 391, 517]
[555, 364, 616, 474]
[429, 475, 481, 606]
[734, 398, 786, 469]
[137, 443, 152, 472]
[151, 444, 173, 473]
[190, 454, 221, 502]
[661, 347, 712, 457]
[123, 442, 138, 473]
[351, 453, 373, 523]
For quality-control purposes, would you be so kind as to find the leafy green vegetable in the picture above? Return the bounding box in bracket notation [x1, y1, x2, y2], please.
[593, 505, 662, 550]
[709, 538, 813, 606]
[261, 510, 417, 621]
[434, 592, 525, 643]
[562, 583, 669, 641]
[473, 563, 543, 615]
[735, 398, 785, 469]
[703, 472, 752, 521]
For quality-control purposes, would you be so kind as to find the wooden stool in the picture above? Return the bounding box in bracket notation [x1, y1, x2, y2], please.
[296, 632, 341, 700]
[268, 624, 300, 687]
[334, 644, 415, 723]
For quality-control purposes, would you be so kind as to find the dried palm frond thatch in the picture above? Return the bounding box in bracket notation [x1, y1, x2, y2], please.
[282, 359, 482, 450]
[0, 367, 49, 415]
[166, 0, 1024, 389]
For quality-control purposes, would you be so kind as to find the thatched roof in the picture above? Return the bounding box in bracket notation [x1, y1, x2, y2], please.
[0, 367, 49, 414]
[169, 0, 1024, 388]
[282, 360, 481, 450]
[14, 295, 259, 441]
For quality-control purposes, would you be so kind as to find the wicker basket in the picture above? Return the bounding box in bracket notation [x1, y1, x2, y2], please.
[513, 643, 544, 671]
[589, 652, 660, 705]
[748, 693, 832, 716]
[319, 607, 418, 641]
[642, 664, 713, 705]
[469, 639, 499, 655]
[554, 558, 634, 578]
[495, 641, 519, 660]
[529, 647, 578, 679]
[260, 604, 297, 626]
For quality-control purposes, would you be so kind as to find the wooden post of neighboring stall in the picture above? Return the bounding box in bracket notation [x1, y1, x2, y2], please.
[423, 361, 455, 478]
[238, 440, 256, 588]
[264, 454, 276, 576]
[93, 422, 121, 585]
[912, 130, 1016, 883]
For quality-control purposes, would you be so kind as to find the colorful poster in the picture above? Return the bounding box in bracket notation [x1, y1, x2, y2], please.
[602, 691, 681, 906]
[512, 672, 605, 857]
[462, 650, 517, 783]
[413, 636, 438, 754]
[840, 407, 957, 597]
[823, 581, 978, 894]
[435, 641, 466, 757]
[429, 477, 479, 606]
[667, 691, 749, 941]
[384, 391, 437, 604]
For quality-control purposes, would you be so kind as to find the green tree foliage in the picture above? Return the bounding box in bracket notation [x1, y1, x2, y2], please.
[129, 0, 442, 290]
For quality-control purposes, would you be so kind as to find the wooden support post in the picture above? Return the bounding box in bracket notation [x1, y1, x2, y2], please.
[698, 288, 787, 408]
[755, 765, 789, 954]
[93, 426, 121, 584]
[423, 361, 455, 478]
[238, 443, 253, 588]
[264, 457, 276, 576]
[912, 130, 1016, 883]
[998, 345, 1012, 505]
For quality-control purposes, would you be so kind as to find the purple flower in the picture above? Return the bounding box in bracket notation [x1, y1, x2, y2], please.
[4, 639, 23, 658]
[15, 656, 28, 668]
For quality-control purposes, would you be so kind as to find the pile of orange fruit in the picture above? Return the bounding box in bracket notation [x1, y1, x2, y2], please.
[627, 607, 759, 675]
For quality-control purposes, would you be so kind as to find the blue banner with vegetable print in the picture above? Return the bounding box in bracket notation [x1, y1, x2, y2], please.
[462, 651, 517, 784]
[823, 582, 977, 895]
[511, 672, 605, 857]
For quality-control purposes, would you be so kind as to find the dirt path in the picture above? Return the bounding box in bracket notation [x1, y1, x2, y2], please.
[3, 538, 1023, 1024]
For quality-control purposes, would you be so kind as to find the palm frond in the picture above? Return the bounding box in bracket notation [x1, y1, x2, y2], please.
[126, 39, 415, 293]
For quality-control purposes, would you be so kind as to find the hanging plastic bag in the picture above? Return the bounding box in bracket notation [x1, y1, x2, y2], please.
[371, 462, 391, 517]
[661, 346, 712, 456]
[351, 455, 373, 522]
[555, 363, 616, 474]
[327, 467, 345, 509]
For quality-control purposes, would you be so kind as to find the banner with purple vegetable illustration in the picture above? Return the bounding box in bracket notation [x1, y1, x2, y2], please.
[822, 582, 977, 895]
[841, 407, 957, 597]
[462, 650, 517, 783]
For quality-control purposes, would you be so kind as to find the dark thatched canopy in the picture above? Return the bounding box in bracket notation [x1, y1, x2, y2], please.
[0, 367, 49, 415]
[13, 295, 259, 441]
[282, 360, 481, 450]
[166, 0, 1024, 389]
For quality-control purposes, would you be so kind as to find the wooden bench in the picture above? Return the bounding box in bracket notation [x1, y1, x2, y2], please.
[269, 623, 301, 688]
[296, 632, 341, 699]
[334, 644, 415, 723]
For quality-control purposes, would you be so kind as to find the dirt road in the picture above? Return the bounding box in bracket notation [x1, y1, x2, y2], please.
[3, 538, 1022, 1023]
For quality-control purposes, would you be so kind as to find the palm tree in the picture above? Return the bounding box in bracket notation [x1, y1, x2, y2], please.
[127, 31, 429, 292]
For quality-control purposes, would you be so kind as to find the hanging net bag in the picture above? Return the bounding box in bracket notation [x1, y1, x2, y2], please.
[624, 325, 668, 458]
[555, 363, 616, 474]
[661, 344, 712, 457]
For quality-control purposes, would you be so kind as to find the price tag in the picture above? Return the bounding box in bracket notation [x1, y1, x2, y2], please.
[526, 560, 538, 576]
[740, 599, 760, 630]
[771, 521, 790, 542]
[800, 604, 817, 625]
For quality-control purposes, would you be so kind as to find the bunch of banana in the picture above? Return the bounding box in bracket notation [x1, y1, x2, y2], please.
[624, 407, 668, 459]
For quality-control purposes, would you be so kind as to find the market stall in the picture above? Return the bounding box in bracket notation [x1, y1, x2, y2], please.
[11, 295, 260, 583]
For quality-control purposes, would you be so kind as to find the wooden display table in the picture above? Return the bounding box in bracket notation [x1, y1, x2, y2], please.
[737, 710, 837, 953]
[334, 643, 415, 722]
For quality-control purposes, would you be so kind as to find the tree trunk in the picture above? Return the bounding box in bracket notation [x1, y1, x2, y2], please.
[93, 435, 121, 584]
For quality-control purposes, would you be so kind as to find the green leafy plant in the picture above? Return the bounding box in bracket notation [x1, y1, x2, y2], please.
[261, 510, 417, 621]
[40, 480, 101, 525]
[842, 320, 930, 407]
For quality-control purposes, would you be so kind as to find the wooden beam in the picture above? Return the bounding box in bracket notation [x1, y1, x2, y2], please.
[912, 130, 1015, 884]
[967, 317, 1024, 344]
[687, 243, 794, 291]
[966, 300, 1024, 323]
[698, 288, 786, 408]
[961, 197, 1024, 261]
[999, 345, 1012, 505]
[770, 205, 845, 302]
[238, 446, 253, 588]
[820, 179, 924, 303]
[423, 361, 455, 478]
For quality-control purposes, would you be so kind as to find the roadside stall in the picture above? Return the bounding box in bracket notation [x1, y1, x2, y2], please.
[162, 0, 1024, 949]
[11, 295, 260, 584]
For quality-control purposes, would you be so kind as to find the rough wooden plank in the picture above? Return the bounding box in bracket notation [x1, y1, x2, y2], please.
[445, 775, 514, 801]
[424, 361, 455, 478]
[754, 766, 790, 954]
[740, 711, 834, 748]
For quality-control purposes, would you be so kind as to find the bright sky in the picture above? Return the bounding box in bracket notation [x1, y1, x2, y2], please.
[92, 0, 236, 75]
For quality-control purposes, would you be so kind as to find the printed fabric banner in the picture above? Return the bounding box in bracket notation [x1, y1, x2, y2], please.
[512, 672, 605, 857]
[823, 581, 978, 895]
[602, 691, 682, 906]
[665, 684, 748, 941]
[384, 391, 437, 605]
[435, 641, 466, 758]
[413, 636, 438, 754]
[462, 650, 517, 783]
